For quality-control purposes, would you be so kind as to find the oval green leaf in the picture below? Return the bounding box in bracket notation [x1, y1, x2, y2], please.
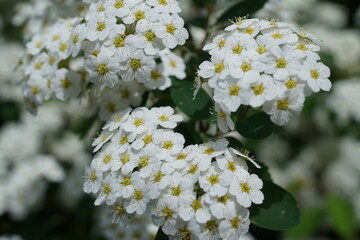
[236, 112, 275, 140]
[218, 0, 268, 23]
[171, 81, 212, 120]
[250, 181, 300, 230]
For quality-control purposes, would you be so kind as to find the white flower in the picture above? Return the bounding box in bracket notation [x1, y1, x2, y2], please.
[135, 20, 164, 55]
[298, 60, 331, 92]
[148, 0, 181, 14]
[83, 164, 103, 193]
[153, 130, 185, 160]
[265, 50, 301, 81]
[95, 173, 118, 206]
[155, 13, 189, 49]
[110, 129, 136, 153]
[103, 107, 132, 131]
[263, 90, 305, 126]
[93, 143, 119, 172]
[68, 23, 87, 57]
[122, 3, 157, 25]
[188, 218, 220, 240]
[119, 50, 156, 83]
[178, 194, 211, 223]
[160, 50, 186, 80]
[52, 68, 81, 101]
[124, 172, 150, 214]
[213, 76, 251, 112]
[85, 13, 116, 41]
[214, 104, 235, 133]
[198, 52, 229, 88]
[204, 193, 237, 220]
[92, 129, 114, 153]
[203, 34, 227, 55]
[229, 168, 264, 208]
[153, 106, 183, 129]
[85, 53, 120, 87]
[22, 73, 49, 104]
[144, 64, 171, 90]
[218, 207, 250, 240]
[104, 0, 137, 18]
[199, 163, 232, 197]
[151, 196, 180, 235]
[122, 107, 157, 138]
[248, 73, 278, 107]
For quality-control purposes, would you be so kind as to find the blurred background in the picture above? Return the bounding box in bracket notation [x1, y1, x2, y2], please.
[0, 0, 359, 239]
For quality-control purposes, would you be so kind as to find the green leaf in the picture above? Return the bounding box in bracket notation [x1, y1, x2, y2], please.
[287, 207, 324, 238]
[171, 81, 212, 120]
[236, 112, 275, 140]
[327, 195, 357, 240]
[250, 181, 300, 230]
[218, 0, 268, 23]
[154, 227, 169, 240]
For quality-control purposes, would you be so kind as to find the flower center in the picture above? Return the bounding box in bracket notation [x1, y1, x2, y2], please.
[276, 99, 289, 110]
[191, 200, 202, 210]
[310, 70, 319, 79]
[120, 135, 128, 144]
[61, 78, 72, 89]
[97, 22, 106, 31]
[133, 190, 143, 200]
[114, 0, 123, 8]
[188, 165, 198, 174]
[214, 63, 224, 73]
[97, 64, 109, 75]
[158, 0, 168, 5]
[139, 157, 149, 167]
[297, 44, 308, 51]
[163, 207, 173, 219]
[121, 177, 131, 186]
[145, 31, 156, 42]
[151, 71, 160, 80]
[154, 171, 163, 182]
[204, 147, 215, 155]
[103, 154, 112, 164]
[120, 154, 130, 164]
[166, 24, 176, 34]
[276, 58, 287, 68]
[285, 79, 297, 89]
[241, 62, 251, 72]
[89, 172, 97, 181]
[135, 11, 145, 20]
[231, 217, 240, 228]
[134, 118, 144, 127]
[228, 162, 236, 171]
[208, 174, 219, 184]
[103, 185, 111, 195]
[257, 46, 267, 54]
[205, 220, 217, 231]
[229, 85, 240, 96]
[218, 40, 226, 48]
[121, 89, 131, 99]
[31, 86, 40, 95]
[272, 33, 283, 39]
[232, 45, 243, 54]
[143, 135, 152, 144]
[114, 35, 126, 47]
[251, 84, 265, 95]
[171, 187, 181, 196]
[130, 59, 142, 70]
[162, 141, 173, 150]
[240, 183, 251, 193]
[159, 115, 169, 121]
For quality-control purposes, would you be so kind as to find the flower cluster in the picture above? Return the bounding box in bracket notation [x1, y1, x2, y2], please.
[197, 18, 331, 128]
[84, 106, 264, 240]
[17, 0, 188, 119]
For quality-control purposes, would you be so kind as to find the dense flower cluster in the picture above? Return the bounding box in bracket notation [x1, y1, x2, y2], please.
[17, 0, 188, 119]
[84, 106, 264, 239]
[197, 18, 331, 128]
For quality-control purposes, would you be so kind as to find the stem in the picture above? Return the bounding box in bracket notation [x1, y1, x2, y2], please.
[154, 227, 169, 240]
[200, 0, 217, 48]
[239, 105, 250, 121]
